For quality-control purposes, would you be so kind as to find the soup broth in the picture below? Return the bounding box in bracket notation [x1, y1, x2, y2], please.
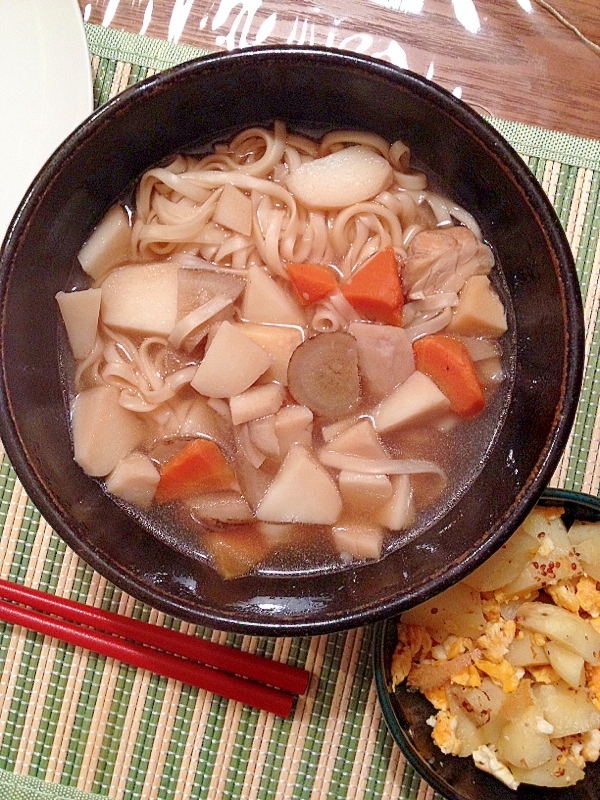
[57, 122, 511, 579]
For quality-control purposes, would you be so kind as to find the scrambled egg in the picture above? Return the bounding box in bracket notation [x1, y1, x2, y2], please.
[476, 619, 516, 663]
[472, 745, 519, 790]
[547, 580, 580, 613]
[427, 709, 462, 756]
[474, 658, 522, 693]
[577, 576, 600, 618]
[391, 506, 600, 791]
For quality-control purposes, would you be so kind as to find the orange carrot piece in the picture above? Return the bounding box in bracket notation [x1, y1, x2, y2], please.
[155, 438, 236, 503]
[286, 263, 338, 305]
[340, 247, 403, 325]
[413, 335, 485, 418]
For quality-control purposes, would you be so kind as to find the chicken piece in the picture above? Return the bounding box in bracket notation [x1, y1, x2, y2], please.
[404, 226, 493, 299]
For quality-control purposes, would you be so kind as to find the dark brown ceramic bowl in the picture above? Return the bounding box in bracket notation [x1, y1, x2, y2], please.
[373, 488, 600, 800]
[0, 47, 584, 635]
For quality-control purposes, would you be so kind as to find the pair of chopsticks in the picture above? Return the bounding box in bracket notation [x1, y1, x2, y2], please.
[0, 579, 309, 718]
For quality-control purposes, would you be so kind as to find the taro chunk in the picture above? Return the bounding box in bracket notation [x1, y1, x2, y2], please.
[232, 322, 303, 385]
[105, 453, 160, 509]
[56, 288, 101, 360]
[241, 265, 305, 326]
[190, 321, 273, 398]
[373, 370, 450, 434]
[100, 263, 178, 336]
[447, 274, 508, 338]
[71, 385, 145, 477]
[332, 522, 384, 561]
[78, 204, 131, 281]
[212, 184, 252, 236]
[257, 444, 342, 524]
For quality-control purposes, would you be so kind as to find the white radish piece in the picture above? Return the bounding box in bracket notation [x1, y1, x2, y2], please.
[544, 641, 585, 689]
[71, 385, 145, 477]
[78, 204, 131, 280]
[496, 705, 554, 770]
[475, 357, 504, 387]
[257, 444, 342, 524]
[505, 632, 549, 668]
[516, 602, 600, 664]
[533, 683, 600, 738]
[241, 265, 305, 326]
[105, 453, 160, 509]
[285, 146, 393, 209]
[229, 383, 286, 426]
[191, 321, 273, 398]
[572, 537, 600, 582]
[56, 288, 101, 360]
[463, 527, 535, 592]
[373, 370, 451, 434]
[402, 582, 486, 640]
[459, 336, 502, 362]
[101, 263, 178, 336]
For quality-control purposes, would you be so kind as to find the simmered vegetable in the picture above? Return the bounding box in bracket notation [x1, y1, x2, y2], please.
[413, 334, 485, 418]
[155, 439, 237, 503]
[287, 332, 361, 419]
[341, 246, 403, 325]
[286, 263, 338, 305]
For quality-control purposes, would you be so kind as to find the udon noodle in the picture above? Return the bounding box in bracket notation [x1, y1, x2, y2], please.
[57, 122, 509, 579]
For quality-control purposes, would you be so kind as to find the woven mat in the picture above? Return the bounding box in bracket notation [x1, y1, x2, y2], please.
[0, 23, 598, 800]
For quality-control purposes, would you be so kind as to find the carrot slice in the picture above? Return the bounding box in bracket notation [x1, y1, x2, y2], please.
[155, 438, 236, 503]
[340, 247, 403, 325]
[413, 334, 485, 418]
[286, 263, 338, 305]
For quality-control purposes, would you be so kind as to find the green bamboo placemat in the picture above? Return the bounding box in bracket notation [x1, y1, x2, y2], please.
[0, 23, 598, 800]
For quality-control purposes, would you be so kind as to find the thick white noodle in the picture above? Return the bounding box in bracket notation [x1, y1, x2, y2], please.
[168, 295, 233, 350]
[404, 308, 454, 342]
[318, 449, 446, 478]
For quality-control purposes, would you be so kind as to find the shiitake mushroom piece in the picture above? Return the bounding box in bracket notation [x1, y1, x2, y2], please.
[287, 331, 361, 419]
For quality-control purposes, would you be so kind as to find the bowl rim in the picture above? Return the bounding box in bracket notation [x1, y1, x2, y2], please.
[372, 488, 600, 799]
[0, 46, 586, 634]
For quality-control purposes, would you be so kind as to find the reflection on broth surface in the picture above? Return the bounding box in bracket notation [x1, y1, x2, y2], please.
[57, 122, 511, 579]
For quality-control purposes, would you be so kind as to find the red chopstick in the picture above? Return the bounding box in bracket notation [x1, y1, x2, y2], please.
[0, 579, 310, 717]
[0, 579, 308, 694]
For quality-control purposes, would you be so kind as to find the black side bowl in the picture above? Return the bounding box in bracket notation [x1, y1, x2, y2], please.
[0, 47, 584, 635]
[373, 488, 600, 800]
